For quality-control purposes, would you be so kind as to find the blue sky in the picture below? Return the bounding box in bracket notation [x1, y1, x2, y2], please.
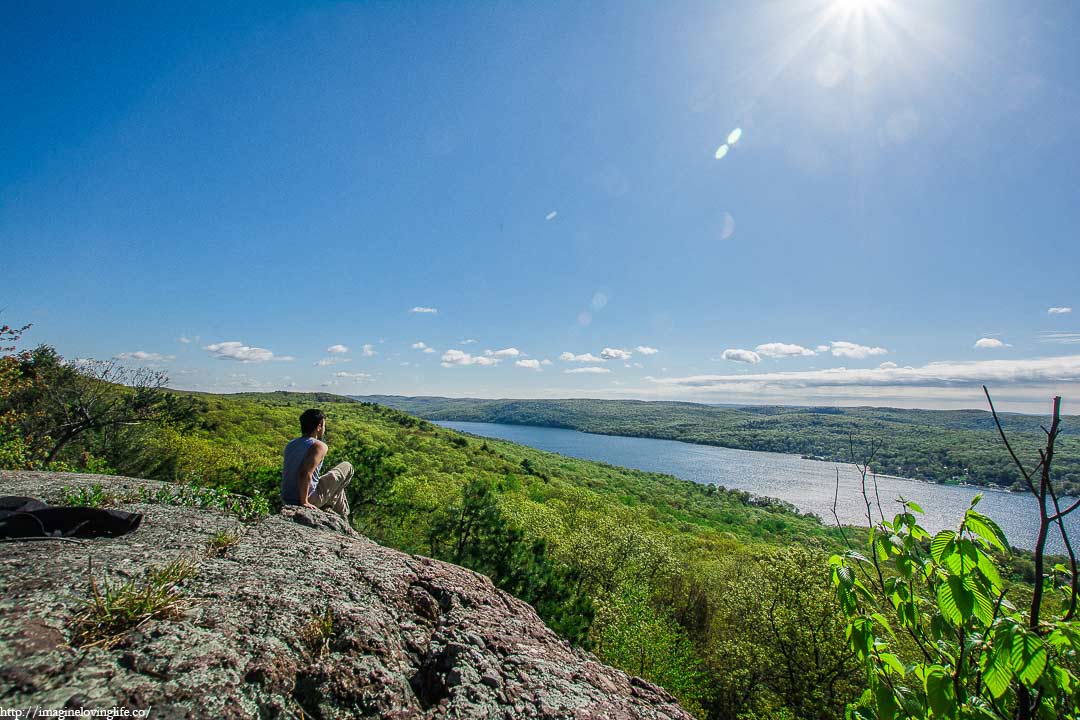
[2, 1, 1078, 411]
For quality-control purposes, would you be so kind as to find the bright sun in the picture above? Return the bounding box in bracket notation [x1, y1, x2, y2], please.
[833, 0, 877, 11]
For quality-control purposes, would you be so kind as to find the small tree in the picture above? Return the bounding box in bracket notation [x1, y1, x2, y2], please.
[4, 345, 171, 467]
[830, 390, 1080, 719]
[0, 322, 34, 467]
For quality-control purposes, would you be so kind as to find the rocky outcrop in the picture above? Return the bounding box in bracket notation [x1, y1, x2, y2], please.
[0, 471, 692, 719]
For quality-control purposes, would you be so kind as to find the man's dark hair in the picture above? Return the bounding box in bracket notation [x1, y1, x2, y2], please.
[299, 409, 325, 435]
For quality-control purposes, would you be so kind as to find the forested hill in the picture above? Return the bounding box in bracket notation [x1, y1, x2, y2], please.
[355, 395, 1080, 492]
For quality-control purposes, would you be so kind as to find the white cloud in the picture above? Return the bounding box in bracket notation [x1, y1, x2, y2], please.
[546, 211, 557, 221]
[1048, 307, 1073, 315]
[441, 349, 500, 367]
[974, 338, 1010, 349]
[828, 341, 888, 359]
[461, 339, 478, 344]
[816, 345, 831, 353]
[1040, 332, 1080, 345]
[600, 347, 633, 360]
[411, 306, 438, 314]
[412, 342, 436, 353]
[565, 366, 612, 374]
[486, 347, 522, 358]
[755, 342, 816, 358]
[516, 359, 543, 370]
[560, 351, 606, 363]
[879, 361, 898, 369]
[177, 336, 193, 344]
[334, 371, 374, 381]
[314, 357, 351, 367]
[115, 351, 175, 362]
[646, 354, 1080, 391]
[326, 344, 349, 354]
[636, 346, 659, 355]
[204, 341, 293, 363]
[721, 348, 761, 364]
[360, 344, 377, 357]
[541, 359, 553, 366]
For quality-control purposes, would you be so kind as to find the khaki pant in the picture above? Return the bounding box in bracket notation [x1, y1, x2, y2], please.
[310, 462, 353, 519]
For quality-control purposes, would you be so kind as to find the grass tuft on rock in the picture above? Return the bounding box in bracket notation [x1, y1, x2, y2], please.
[59, 483, 115, 508]
[207, 529, 241, 556]
[70, 557, 197, 649]
[299, 605, 336, 658]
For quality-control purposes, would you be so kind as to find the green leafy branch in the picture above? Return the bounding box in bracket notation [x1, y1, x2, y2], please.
[830, 391, 1079, 719]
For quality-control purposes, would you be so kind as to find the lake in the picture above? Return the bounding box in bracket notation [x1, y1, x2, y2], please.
[438, 420, 1079, 553]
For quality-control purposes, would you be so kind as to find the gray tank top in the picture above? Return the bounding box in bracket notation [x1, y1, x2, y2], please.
[281, 437, 322, 504]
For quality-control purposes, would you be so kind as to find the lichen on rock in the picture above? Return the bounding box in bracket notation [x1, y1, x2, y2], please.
[0, 471, 692, 719]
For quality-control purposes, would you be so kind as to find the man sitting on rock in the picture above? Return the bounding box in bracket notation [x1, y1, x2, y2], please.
[281, 409, 353, 519]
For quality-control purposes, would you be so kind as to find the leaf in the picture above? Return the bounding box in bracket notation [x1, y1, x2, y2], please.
[924, 666, 957, 717]
[1011, 631, 1048, 686]
[875, 536, 891, 562]
[910, 525, 931, 541]
[931, 531, 955, 564]
[938, 579, 962, 625]
[969, 580, 995, 627]
[845, 550, 872, 565]
[872, 612, 897, 638]
[981, 646, 1014, 699]
[874, 677, 898, 720]
[907, 500, 924, 514]
[949, 575, 975, 621]
[1048, 626, 1079, 653]
[945, 539, 978, 576]
[977, 551, 1005, 593]
[879, 651, 905, 676]
[966, 510, 1009, 553]
[895, 554, 912, 580]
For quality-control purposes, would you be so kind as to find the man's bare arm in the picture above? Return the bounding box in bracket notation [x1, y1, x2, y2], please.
[295, 441, 328, 508]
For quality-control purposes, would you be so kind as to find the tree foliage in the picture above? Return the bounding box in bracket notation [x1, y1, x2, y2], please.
[2, 345, 186, 467]
[593, 581, 710, 716]
[428, 476, 594, 646]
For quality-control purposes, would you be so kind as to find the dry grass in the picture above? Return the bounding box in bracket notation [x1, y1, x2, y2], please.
[299, 605, 336, 658]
